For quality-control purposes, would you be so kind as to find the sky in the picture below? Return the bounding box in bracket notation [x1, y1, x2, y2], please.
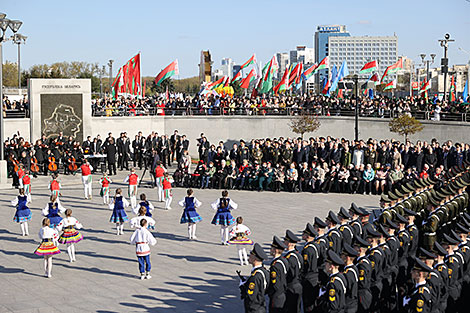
[2, 0, 470, 78]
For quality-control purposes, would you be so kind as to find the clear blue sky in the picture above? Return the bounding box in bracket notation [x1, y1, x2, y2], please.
[2, 0, 470, 78]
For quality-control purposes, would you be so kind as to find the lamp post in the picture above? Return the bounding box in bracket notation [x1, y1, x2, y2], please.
[419, 53, 436, 82]
[11, 33, 26, 90]
[439, 34, 454, 102]
[108, 59, 114, 94]
[99, 65, 104, 98]
[352, 74, 359, 141]
[0, 13, 22, 160]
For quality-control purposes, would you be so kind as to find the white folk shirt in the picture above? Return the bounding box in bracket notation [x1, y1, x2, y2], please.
[130, 227, 157, 256]
[130, 216, 156, 229]
[229, 224, 251, 237]
[56, 217, 83, 231]
[38, 226, 59, 241]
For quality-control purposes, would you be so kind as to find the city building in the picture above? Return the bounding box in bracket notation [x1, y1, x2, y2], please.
[232, 65, 241, 78]
[220, 58, 234, 80]
[328, 35, 398, 80]
[199, 50, 212, 84]
[276, 52, 290, 79]
[290, 46, 315, 65]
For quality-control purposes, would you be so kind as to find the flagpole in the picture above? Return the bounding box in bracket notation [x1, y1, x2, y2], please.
[139, 51, 142, 98]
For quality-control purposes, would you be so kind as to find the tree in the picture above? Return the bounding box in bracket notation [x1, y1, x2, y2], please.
[2, 61, 19, 87]
[289, 114, 321, 139]
[389, 114, 424, 141]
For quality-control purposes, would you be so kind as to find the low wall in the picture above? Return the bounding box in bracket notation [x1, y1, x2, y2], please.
[4, 116, 470, 157]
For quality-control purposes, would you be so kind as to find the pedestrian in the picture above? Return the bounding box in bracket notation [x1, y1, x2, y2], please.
[130, 219, 157, 280]
[57, 209, 83, 262]
[11, 188, 32, 236]
[109, 188, 129, 235]
[42, 194, 65, 228]
[135, 193, 154, 217]
[80, 158, 93, 199]
[178, 188, 203, 240]
[228, 216, 253, 266]
[99, 173, 112, 204]
[34, 218, 60, 278]
[211, 190, 237, 245]
[162, 172, 173, 210]
[124, 168, 139, 210]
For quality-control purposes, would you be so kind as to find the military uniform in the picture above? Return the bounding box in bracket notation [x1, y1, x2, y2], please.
[301, 224, 320, 313]
[241, 243, 270, 313]
[341, 243, 359, 313]
[283, 230, 303, 313]
[267, 236, 288, 313]
[320, 250, 347, 313]
[403, 259, 433, 313]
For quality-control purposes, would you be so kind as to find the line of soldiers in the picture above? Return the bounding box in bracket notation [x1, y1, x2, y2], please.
[240, 162, 470, 313]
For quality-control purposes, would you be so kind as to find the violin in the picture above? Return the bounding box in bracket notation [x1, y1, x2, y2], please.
[68, 157, 78, 172]
[31, 156, 40, 174]
[48, 156, 58, 172]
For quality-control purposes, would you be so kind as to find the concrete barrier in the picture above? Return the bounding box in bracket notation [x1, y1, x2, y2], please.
[5, 116, 470, 157]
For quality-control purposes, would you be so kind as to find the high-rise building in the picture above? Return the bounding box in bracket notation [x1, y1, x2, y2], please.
[328, 35, 398, 80]
[199, 50, 212, 84]
[314, 25, 350, 84]
[220, 58, 234, 79]
[290, 46, 315, 65]
[232, 65, 241, 78]
[276, 52, 290, 78]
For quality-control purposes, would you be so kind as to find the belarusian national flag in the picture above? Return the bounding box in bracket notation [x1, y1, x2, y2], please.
[155, 59, 179, 86]
[419, 80, 430, 94]
[209, 76, 227, 89]
[240, 54, 257, 70]
[288, 63, 302, 88]
[302, 63, 317, 80]
[411, 82, 420, 90]
[381, 58, 403, 83]
[231, 70, 243, 83]
[240, 69, 256, 89]
[383, 79, 397, 91]
[259, 56, 278, 94]
[359, 60, 378, 74]
[274, 67, 289, 94]
[111, 53, 142, 98]
[368, 73, 380, 85]
[314, 56, 329, 73]
[450, 75, 456, 102]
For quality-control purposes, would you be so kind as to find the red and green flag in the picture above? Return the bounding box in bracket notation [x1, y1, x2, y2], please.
[259, 56, 278, 94]
[359, 60, 378, 74]
[240, 54, 257, 70]
[381, 58, 403, 83]
[450, 75, 456, 101]
[288, 63, 302, 88]
[112, 53, 142, 98]
[419, 79, 431, 94]
[301, 63, 317, 80]
[274, 67, 289, 94]
[383, 79, 397, 91]
[155, 59, 179, 86]
[368, 72, 380, 85]
[231, 70, 243, 84]
[208, 76, 227, 89]
[240, 69, 256, 89]
[314, 56, 329, 73]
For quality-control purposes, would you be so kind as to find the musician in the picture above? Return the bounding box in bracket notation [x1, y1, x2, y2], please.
[19, 150, 31, 172]
[91, 137, 103, 172]
[65, 136, 75, 152]
[82, 136, 92, 155]
[170, 130, 180, 165]
[117, 132, 130, 171]
[34, 139, 46, 175]
[176, 135, 189, 164]
[104, 138, 117, 176]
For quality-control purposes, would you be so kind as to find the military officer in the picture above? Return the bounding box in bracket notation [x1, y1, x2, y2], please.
[320, 249, 347, 313]
[403, 258, 432, 313]
[337, 207, 354, 249]
[283, 230, 303, 313]
[341, 243, 359, 313]
[301, 223, 320, 313]
[241, 243, 270, 313]
[354, 236, 373, 313]
[267, 236, 288, 313]
[326, 211, 343, 255]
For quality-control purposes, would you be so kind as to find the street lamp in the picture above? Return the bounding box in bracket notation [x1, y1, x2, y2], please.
[108, 59, 114, 94]
[11, 33, 27, 90]
[419, 53, 436, 82]
[0, 13, 23, 160]
[352, 74, 359, 141]
[438, 34, 454, 102]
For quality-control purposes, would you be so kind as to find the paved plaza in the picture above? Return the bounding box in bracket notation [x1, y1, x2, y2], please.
[0, 170, 380, 312]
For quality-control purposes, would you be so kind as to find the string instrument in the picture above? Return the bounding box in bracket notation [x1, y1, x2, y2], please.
[68, 157, 78, 172]
[48, 156, 58, 172]
[30, 156, 40, 174]
[9, 155, 19, 172]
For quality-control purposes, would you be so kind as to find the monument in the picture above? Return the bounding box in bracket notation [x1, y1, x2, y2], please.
[28, 79, 92, 142]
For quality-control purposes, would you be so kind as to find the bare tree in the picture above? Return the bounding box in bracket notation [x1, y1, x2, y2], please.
[289, 114, 321, 139]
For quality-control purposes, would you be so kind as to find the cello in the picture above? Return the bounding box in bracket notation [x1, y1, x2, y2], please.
[30, 156, 40, 175]
[48, 156, 58, 173]
[68, 156, 78, 174]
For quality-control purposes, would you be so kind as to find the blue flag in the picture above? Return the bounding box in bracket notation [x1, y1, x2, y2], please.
[329, 61, 349, 93]
[368, 88, 374, 99]
[463, 80, 468, 103]
[326, 65, 338, 96]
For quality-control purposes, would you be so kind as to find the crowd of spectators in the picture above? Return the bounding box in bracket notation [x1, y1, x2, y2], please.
[2, 95, 29, 117]
[181, 134, 470, 195]
[91, 93, 470, 121]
